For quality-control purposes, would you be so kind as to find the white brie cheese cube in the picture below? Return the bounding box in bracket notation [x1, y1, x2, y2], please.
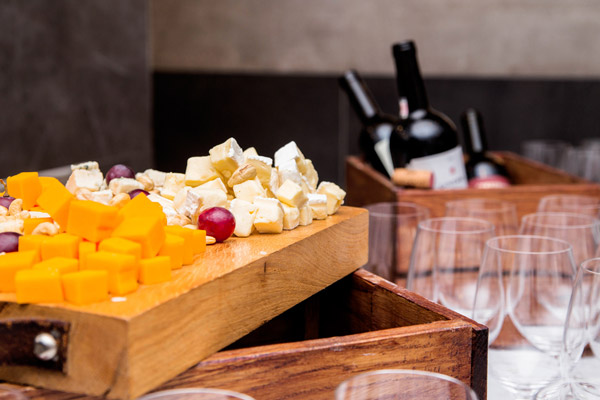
[90, 189, 114, 205]
[0, 219, 24, 234]
[185, 156, 222, 187]
[209, 137, 244, 178]
[190, 187, 228, 215]
[243, 147, 259, 159]
[276, 179, 308, 208]
[197, 177, 228, 193]
[299, 205, 313, 226]
[302, 159, 319, 190]
[307, 193, 328, 220]
[160, 172, 186, 200]
[230, 198, 257, 237]
[147, 193, 178, 218]
[245, 155, 273, 187]
[281, 203, 300, 230]
[277, 159, 304, 187]
[108, 177, 144, 195]
[172, 186, 191, 215]
[274, 141, 306, 174]
[142, 169, 168, 188]
[317, 181, 346, 215]
[233, 178, 266, 204]
[266, 168, 279, 198]
[71, 161, 100, 171]
[253, 197, 284, 233]
[66, 169, 104, 193]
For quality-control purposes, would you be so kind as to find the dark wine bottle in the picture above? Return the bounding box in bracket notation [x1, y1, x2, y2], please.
[389, 41, 468, 189]
[461, 108, 511, 188]
[339, 70, 398, 177]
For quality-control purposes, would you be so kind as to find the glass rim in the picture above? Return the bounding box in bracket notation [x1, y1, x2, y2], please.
[486, 234, 573, 255]
[136, 388, 256, 400]
[445, 198, 516, 213]
[418, 217, 495, 235]
[521, 212, 600, 229]
[366, 201, 430, 218]
[539, 194, 600, 209]
[579, 257, 600, 275]
[335, 369, 478, 399]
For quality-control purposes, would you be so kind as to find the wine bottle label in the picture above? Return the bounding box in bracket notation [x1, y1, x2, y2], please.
[468, 175, 511, 189]
[406, 146, 468, 189]
[374, 138, 395, 177]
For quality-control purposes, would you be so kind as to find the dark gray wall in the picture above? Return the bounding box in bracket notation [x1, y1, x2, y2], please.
[0, 0, 152, 177]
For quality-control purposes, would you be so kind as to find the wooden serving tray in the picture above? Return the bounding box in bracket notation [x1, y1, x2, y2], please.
[346, 152, 600, 219]
[8, 269, 488, 400]
[0, 206, 368, 399]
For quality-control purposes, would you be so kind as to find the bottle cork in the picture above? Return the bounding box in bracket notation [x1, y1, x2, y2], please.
[392, 168, 434, 189]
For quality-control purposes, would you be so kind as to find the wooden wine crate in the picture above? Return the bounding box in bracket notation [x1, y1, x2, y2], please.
[10, 269, 488, 400]
[0, 207, 368, 400]
[346, 152, 600, 219]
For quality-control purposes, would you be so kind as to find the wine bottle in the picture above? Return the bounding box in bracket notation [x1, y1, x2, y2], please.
[461, 108, 511, 188]
[339, 70, 398, 177]
[389, 41, 468, 189]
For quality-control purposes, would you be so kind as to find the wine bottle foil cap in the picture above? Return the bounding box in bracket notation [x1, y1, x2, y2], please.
[393, 41, 416, 56]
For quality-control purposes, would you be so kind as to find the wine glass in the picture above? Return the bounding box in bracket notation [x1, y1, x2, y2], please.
[519, 212, 600, 265]
[521, 139, 570, 169]
[137, 388, 256, 400]
[407, 217, 495, 316]
[474, 235, 577, 399]
[445, 198, 519, 236]
[537, 195, 600, 218]
[334, 369, 478, 400]
[0, 386, 26, 400]
[364, 202, 430, 285]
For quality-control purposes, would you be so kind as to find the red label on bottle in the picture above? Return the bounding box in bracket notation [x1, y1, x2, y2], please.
[468, 175, 511, 189]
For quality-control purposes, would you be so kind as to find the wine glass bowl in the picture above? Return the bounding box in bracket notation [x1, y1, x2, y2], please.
[445, 198, 518, 236]
[537, 195, 600, 218]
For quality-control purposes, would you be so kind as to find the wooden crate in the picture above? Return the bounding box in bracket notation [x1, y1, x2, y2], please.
[0, 207, 368, 400]
[10, 269, 488, 400]
[346, 152, 600, 219]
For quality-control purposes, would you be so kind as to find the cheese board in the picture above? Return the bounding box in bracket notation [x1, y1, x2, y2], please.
[0, 206, 368, 399]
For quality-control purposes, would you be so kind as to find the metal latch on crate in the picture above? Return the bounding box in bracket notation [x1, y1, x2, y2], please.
[0, 318, 70, 372]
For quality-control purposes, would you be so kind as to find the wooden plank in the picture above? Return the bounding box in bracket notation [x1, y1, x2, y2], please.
[0, 206, 368, 399]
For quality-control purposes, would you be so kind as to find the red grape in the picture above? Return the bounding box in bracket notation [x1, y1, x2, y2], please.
[197, 207, 236, 242]
[0, 196, 15, 209]
[106, 164, 135, 184]
[0, 232, 21, 253]
[129, 189, 149, 199]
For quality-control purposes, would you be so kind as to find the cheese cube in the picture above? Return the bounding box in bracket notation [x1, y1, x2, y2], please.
[302, 159, 319, 191]
[253, 197, 284, 234]
[0, 219, 24, 234]
[108, 178, 144, 196]
[159, 233, 185, 269]
[99, 237, 142, 276]
[197, 178, 228, 193]
[24, 217, 54, 235]
[78, 240, 97, 270]
[84, 251, 138, 295]
[299, 205, 313, 226]
[142, 169, 167, 188]
[111, 215, 166, 258]
[190, 228, 206, 254]
[233, 178, 266, 204]
[71, 161, 100, 171]
[15, 269, 63, 303]
[146, 193, 177, 220]
[274, 141, 306, 174]
[276, 179, 308, 208]
[67, 200, 120, 242]
[0, 251, 37, 292]
[33, 257, 79, 275]
[282, 203, 300, 230]
[243, 147, 259, 159]
[160, 173, 186, 200]
[7, 172, 42, 210]
[18, 235, 47, 262]
[139, 256, 172, 285]
[185, 156, 222, 187]
[119, 193, 167, 224]
[209, 138, 244, 178]
[164, 225, 194, 265]
[61, 270, 109, 305]
[245, 155, 273, 187]
[66, 169, 104, 193]
[266, 168, 280, 198]
[41, 233, 80, 260]
[172, 186, 191, 215]
[230, 198, 257, 237]
[36, 181, 74, 230]
[317, 181, 346, 215]
[90, 189, 114, 205]
[277, 159, 304, 187]
[307, 193, 328, 220]
[185, 187, 228, 219]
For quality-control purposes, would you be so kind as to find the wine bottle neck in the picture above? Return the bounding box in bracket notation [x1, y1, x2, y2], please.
[393, 43, 430, 115]
[461, 109, 488, 154]
[339, 71, 380, 124]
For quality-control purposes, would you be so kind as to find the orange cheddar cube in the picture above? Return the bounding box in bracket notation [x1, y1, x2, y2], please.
[99, 237, 141, 278]
[67, 200, 119, 242]
[191, 229, 206, 254]
[84, 251, 138, 295]
[33, 257, 78, 275]
[36, 182, 74, 230]
[41, 233, 80, 260]
[15, 269, 63, 304]
[111, 215, 166, 258]
[39, 176, 64, 191]
[18, 235, 47, 262]
[0, 251, 37, 292]
[78, 240, 97, 270]
[23, 217, 54, 235]
[62, 270, 109, 305]
[158, 233, 184, 270]
[139, 256, 172, 285]
[117, 194, 166, 225]
[164, 225, 194, 265]
[7, 172, 43, 210]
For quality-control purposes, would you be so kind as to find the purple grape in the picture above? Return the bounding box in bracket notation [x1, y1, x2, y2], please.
[197, 207, 236, 242]
[106, 164, 135, 184]
[129, 188, 149, 199]
[0, 196, 15, 209]
[0, 232, 21, 253]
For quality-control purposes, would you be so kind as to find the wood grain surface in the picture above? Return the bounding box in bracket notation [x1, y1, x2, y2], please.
[0, 206, 368, 399]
